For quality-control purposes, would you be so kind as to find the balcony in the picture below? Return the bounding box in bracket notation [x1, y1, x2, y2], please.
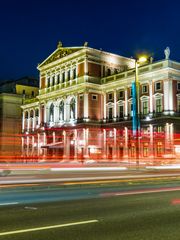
[23, 97, 38, 105]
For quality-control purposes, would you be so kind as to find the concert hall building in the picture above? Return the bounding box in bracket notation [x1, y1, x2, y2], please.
[21, 42, 180, 164]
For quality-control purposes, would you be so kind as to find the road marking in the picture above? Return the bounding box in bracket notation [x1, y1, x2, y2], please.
[24, 206, 37, 210]
[0, 202, 18, 206]
[0, 219, 99, 236]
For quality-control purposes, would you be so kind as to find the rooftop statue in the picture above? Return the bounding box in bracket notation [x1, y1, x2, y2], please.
[164, 47, 170, 59]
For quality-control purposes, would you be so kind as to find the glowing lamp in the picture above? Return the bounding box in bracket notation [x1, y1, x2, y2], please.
[138, 56, 147, 63]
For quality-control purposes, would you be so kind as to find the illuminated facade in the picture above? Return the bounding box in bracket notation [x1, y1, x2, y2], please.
[21, 43, 180, 164]
[0, 77, 38, 157]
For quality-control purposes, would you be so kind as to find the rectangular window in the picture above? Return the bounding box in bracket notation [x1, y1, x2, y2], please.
[129, 88, 132, 97]
[142, 85, 148, 93]
[177, 99, 180, 112]
[92, 95, 97, 100]
[108, 93, 113, 100]
[155, 82, 161, 91]
[57, 74, 60, 84]
[177, 82, 180, 91]
[73, 68, 76, 79]
[62, 72, 65, 83]
[52, 76, 55, 86]
[143, 101, 148, 114]
[119, 105, 124, 118]
[119, 91, 124, 98]
[47, 78, 50, 87]
[156, 98, 162, 112]
[79, 95, 83, 100]
[107, 69, 111, 76]
[109, 107, 113, 119]
[130, 103, 133, 117]
[68, 70, 71, 81]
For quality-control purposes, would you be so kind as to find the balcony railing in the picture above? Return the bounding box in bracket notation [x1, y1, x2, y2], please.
[23, 98, 38, 105]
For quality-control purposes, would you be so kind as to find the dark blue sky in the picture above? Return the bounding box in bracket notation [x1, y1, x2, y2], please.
[0, 0, 180, 80]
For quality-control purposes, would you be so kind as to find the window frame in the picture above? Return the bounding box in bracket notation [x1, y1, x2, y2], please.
[92, 94, 98, 101]
[142, 84, 148, 93]
[155, 82, 161, 91]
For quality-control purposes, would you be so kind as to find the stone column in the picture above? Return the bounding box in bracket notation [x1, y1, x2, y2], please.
[103, 93, 106, 120]
[124, 88, 128, 119]
[64, 98, 67, 122]
[149, 80, 153, 115]
[149, 124, 154, 158]
[54, 103, 59, 124]
[83, 92, 89, 120]
[163, 79, 169, 113]
[22, 111, 25, 131]
[74, 129, 78, 159]
[75, 95, 78, 120]
[27, 111, 30, 131]
[103, 129, 107, 158]
[113, 128, 117, 159]
[124, 127, 128, 159]
[114, 90, 117, 121]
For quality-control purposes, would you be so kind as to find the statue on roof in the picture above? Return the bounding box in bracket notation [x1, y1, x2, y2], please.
[84, 41, 88, 47]
[164, 47, 170, 60]
[57, 41, 63, 48]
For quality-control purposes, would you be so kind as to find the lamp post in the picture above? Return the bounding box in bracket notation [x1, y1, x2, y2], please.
[132, 56, 147, 168]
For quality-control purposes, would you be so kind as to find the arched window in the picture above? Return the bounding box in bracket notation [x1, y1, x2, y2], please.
[30, 110, 34, 118]
[49, 103, 54, 122]
[70, 98, 76, 119]
[59, 101, 64, 121]
[25, 111, 28, 119]
[35, 109, 39, 117]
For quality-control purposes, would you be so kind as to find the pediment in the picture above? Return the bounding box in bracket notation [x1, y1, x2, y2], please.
[38, 47, 83, 68]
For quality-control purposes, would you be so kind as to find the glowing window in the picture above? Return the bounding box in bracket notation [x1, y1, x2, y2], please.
[143, 101, 148, 115]
[156, 98, 162, 112]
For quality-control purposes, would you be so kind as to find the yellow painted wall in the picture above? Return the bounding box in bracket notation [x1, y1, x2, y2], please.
[16, 84, 39, 97]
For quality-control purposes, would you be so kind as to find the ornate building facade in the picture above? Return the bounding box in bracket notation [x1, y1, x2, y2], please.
[0, 77, 38, 157]
[21, 43, 180, 165]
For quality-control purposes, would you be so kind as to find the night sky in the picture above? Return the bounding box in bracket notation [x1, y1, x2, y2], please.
[0, 0, 180, 80]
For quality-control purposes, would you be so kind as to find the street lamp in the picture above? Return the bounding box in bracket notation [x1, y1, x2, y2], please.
[132, 56, 147, 167]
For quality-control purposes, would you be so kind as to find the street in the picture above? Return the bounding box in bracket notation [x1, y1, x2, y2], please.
[1, 177, 180, 239]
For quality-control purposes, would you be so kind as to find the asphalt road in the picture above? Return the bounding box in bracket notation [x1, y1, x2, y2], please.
[1, 182, 180, 240]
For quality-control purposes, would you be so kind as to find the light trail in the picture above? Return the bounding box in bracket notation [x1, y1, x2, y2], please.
[1, 173, 180, 185]
[0, 219, 99, 236]
[101, 186, 180, 197]
[0, 202, 19, 206]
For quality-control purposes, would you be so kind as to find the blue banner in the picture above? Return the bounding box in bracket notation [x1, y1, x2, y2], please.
[132, 82, 137, 136]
